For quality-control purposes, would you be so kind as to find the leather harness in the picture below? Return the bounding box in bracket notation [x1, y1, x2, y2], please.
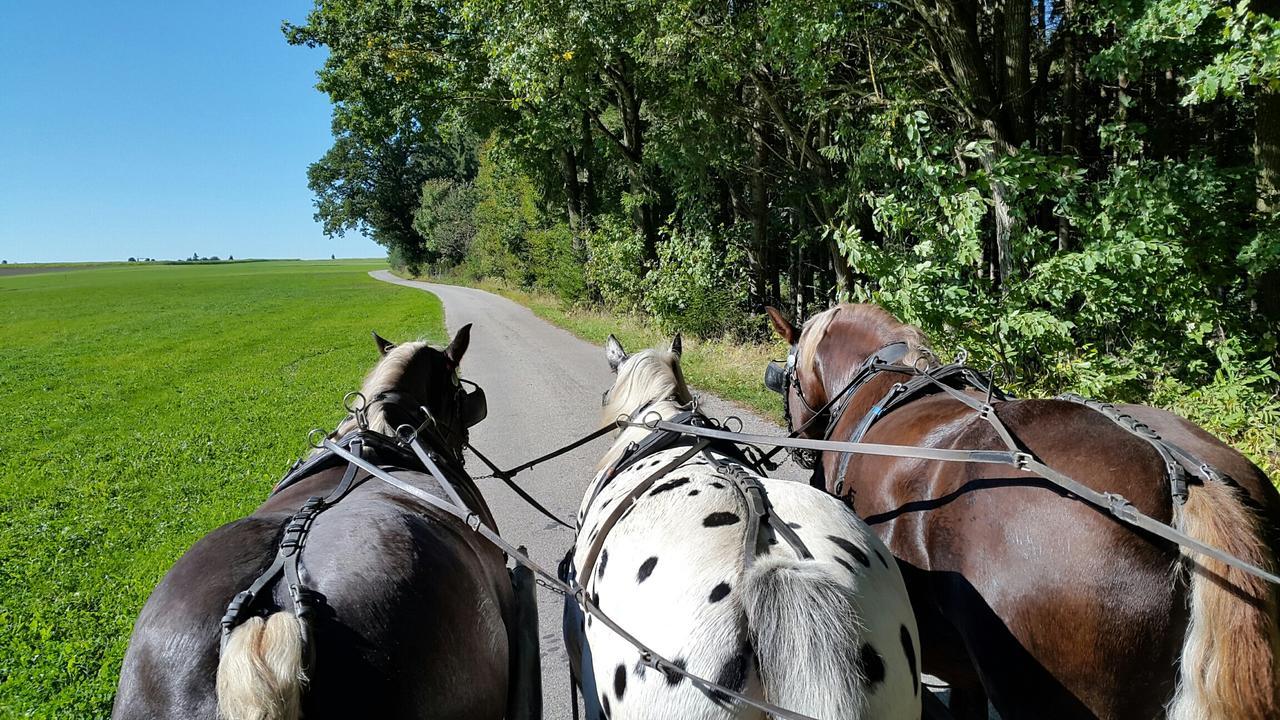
[219, 421, 476, 672]
[576, 409, 812, 592]
[779, 341, 1203, 507]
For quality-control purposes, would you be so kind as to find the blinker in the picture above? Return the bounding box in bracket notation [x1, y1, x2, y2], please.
[764, 361, 787, 394]
[460, 379, 488, 428]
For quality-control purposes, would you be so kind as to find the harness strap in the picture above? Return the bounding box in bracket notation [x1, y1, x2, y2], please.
[222, 438, 368, 658]
[718, 463, 813, 566]
[579, 440, 710, 582]
[467, 442, 575, 530]
[1058, 393, 1206, 503]
[625, 419, 1280, 587]
[321, 438, 824, 720]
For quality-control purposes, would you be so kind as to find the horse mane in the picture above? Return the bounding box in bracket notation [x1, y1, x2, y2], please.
[331, 341, 431, 439]
[799, 303, 932, 385]
[598, 348, 693, 470]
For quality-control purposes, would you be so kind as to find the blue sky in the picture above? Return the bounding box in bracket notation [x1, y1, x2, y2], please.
[0, 2, 383, 263]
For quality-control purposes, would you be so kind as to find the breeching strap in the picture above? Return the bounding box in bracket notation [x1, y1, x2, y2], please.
[321, 437, 824, 720]
[617, 419, 1280, 587]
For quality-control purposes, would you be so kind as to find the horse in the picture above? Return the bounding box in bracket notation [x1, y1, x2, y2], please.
[764, 302, 1280, 720]
[562, 333, 922, 720]
[112, 326, 533, 720]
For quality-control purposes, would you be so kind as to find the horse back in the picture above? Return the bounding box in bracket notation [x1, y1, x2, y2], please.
[113, 466, 514, 719]
[839, 395, 1197, 717]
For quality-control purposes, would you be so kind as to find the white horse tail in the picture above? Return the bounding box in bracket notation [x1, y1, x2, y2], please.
[1169, 480, 1280, 720]
[741, 556, 867, 719]
[215, 612, 306, 720]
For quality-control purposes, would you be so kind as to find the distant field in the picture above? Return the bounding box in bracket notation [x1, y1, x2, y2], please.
[0, 260, 444, 717]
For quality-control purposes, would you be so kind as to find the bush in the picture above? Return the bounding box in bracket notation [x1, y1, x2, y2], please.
[414, 179, 478, 269]
[585, 214, 650, 312]
[645, 224, 750, 337]
[469, 146, 538, 283]
[527, 223, 588, 303]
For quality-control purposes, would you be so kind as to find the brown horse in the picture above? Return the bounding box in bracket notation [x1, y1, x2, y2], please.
[766, 303, 1280, 720]
[112, 326, 534, 720]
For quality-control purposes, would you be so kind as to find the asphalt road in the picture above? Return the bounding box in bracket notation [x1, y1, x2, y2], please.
[371, 271, 812, 717]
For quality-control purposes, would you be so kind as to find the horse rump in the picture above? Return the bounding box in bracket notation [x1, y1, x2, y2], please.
[216, 612, 305, 720]
[1170, 479, 1280, 720]
[741, 556, 868, 719]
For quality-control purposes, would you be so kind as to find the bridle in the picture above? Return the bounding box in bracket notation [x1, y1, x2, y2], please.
[765, 340, 915, 468]
[364, 375, 488, 464]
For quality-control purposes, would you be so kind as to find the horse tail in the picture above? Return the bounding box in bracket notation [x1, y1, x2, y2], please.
[741, 556, 868, 719]
[215, 612, 305, 720]
[1169, 479, 1280, 720]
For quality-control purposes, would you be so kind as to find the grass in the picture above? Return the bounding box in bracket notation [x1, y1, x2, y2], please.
[0, 260, 444, 718]
[416, 273, 790, 423]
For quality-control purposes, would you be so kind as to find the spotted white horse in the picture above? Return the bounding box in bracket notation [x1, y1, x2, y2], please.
[564, 335, 921, 720]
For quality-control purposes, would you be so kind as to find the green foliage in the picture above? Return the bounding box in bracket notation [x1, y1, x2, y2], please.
[292, 0, 1280, 475]
[414, 178, 478, 269]
[527, 224, 588, 303]
[467, 145, 541, 282]
[645, 224, 750, 337]
[584, 215, 649, 312]
[0, 262, 445, 717]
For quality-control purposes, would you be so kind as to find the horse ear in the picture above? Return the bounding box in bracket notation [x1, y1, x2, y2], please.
[445, 324, 472, 366]
[765, 306, 799, 345]
[669, 332, 682, 359]
[605, 334, 628, 372]
[372, 331, 396, 356]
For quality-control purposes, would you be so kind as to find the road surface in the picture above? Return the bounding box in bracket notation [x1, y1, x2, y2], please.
[369, 270, 975, 719]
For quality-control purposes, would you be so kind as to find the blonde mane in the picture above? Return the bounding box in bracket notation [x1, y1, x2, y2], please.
[598, 348, 693, 470]
[797, 304, 932, 392]
[331, 341, 431, 440]
[796, 306, 842, 377]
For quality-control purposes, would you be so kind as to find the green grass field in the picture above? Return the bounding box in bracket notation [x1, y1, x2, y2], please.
[0, 261, 444, 718]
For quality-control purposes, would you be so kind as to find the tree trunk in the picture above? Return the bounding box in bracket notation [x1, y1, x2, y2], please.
[979, 147, 1016, 288]
[1004, 0, 1032, 145]
[560, 148, 583, 233]
[580, 110, 597, 220]
[749, 100, 771, 308]
[1257, 88, 1280, 213]
[1059, 0, 1080, 251]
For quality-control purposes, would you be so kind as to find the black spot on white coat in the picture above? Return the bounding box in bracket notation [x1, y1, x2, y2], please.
[859, 643, 885, 687]
[663, 657, 687, 686]
[709, 582, 731, 602]
[716, 651, 749, 692]
[614, 663, 627, 699]
[650, 477, 689, 496]
[828, 535, 870, 567]
[703, 512, 740, 527]
[637, 556, 658, 582]
[901, 624, 919, 695]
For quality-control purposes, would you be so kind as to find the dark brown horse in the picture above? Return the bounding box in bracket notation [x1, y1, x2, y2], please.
[766, 303, 1280, 720]
[112, 326, 533, 720]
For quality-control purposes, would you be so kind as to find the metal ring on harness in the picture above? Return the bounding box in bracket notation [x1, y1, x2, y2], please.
[642, 410, 662, 429]
[307, 428, 327, 449]
[395, 423, 417, 445]
[343, 391, 367, 414]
